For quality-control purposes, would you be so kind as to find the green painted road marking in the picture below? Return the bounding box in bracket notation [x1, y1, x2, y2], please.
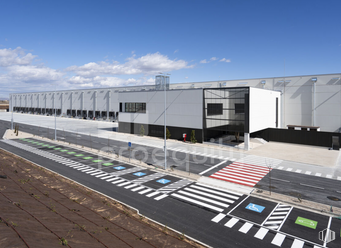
[75, 154, 84, 157]
[48, 146, 55, 148]
[92, 160, 102, 163]
[60, 149, 68, 152]
[67, 152, 76, 154]
[103, 163, 113, 166]
[295, 217, 318, 229]
[54, 148, 62, 150]
[42, 144, 50, 147]
[32, 142, 38, 144]
[83, 157, 93, 160]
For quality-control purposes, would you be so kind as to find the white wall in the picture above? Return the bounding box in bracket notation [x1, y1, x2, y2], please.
[249, 88, 281, 133]
[119, 89, 203, 129]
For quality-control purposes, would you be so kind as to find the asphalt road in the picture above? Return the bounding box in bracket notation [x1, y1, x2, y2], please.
[0, 119, 229, 176]
[256, 169, 341, 208]
[1, 137, 337, 248]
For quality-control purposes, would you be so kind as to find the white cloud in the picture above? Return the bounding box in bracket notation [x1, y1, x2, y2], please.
[200, 59, 209, 64]
[0, 47, 37, 67]
[210, 57, 218, 61]
[0, 47, 194, 97]
[66, 52, 192, 77]
[220, 58, 231, 63]
[174, 49, 179, 54]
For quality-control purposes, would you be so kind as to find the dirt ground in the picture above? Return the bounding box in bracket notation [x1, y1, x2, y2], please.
[0, 149, 205, 248]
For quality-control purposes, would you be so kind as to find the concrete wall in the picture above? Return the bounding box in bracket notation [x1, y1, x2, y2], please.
[9, 73, 341, 133]
[249, 88, 281, 133]
[118, 89, 203, 129]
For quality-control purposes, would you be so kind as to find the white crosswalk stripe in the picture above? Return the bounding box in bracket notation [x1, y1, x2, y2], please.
[210, 161, 270, 187]
[173, 183, 241, 213]
[262, 204, 292, 230]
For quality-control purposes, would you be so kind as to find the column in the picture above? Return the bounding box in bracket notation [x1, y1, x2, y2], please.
[244, 133, 250, 151]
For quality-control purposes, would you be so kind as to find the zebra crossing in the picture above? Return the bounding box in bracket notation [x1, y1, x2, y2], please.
[210, 162, 271, 187]
[262, 203, 293, 230]
[0, 139, 188, 201]
[171, 183, 243, 213]
[167, 147, 234, 161]
[211, 213, 321, 248]
[209, 155, 283, 187]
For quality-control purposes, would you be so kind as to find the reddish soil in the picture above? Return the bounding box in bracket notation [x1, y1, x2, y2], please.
[0, 149, 205, 248]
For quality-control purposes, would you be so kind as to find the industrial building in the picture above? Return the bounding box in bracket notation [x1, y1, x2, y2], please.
[9, 73, 341, 149]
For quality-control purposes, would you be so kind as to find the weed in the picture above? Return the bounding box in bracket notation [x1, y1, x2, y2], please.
[14, 170, 18, 173]
[75, 224, 86, 231]
[179, 232, 185, 240]
[139, 215, 144, 220]
[162, 225, 168, 235]
[11, 221, 18, 227]
[59, 237, 68, 246]
[33, 194, 40, 199]
[18, 178, 30, 184]
[104, 227, 109, 231]
[72, 199, 80, 204]
[44, 192, 49, 197]
[49, 203, 56, 212]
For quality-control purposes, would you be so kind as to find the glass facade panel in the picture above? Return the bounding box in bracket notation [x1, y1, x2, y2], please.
[203, 88, 249, 140]
[124, 102, 146, 113]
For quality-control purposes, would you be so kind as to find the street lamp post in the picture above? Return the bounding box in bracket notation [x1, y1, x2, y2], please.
[159, 73, 170, 170]
[11, 95, 14, 130]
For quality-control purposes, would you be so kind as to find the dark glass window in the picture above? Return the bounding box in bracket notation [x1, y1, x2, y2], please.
[235, 103, 245, 114]
[124, 103, 146, 113]
[119, 102, 122, 112]
[207, 103, 223, 116]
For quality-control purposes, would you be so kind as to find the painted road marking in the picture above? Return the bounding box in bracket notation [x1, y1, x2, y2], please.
[114, 166, 126, 170]
[291, 239, 304, 248]
[95, 173, 108, 178]
[337, 177, 341, 180]
[106, 177, 119, 182]
[177, 190, 229, 208]
[254, 227, 269, 240]
[271, 233, 286, 246]
[315, 173, 322, 177]
[239, 222, 253, 234]
[245, 203, 265, 213]
[131, 186, 144, 192]
[157, 178, 171, 184]
[138, 188, 153, 194]
[295, 217, 318, 229]
[101, 175, 115, 180]
[295, 169, 302, 173]
[326, 174, 332, 178]
[199, 160, 227, 175]
[154, 194, 168, 201]
[286, 168, 293, 171]
[133, 172, 146, 177]
[112, 179, 125, 184]
[305, 171, 312, 175]
[125, 184, 138, 189]
[172, 193, 224, 212]
[146, 191, 160, 198]
[183, 188, 234, 204]
[211, 213, 226, 223]
[277, 166, 284, 170]
[117, 181, 131, 187]
[225, 218, 239, 228]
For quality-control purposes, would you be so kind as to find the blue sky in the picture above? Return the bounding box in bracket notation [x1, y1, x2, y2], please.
[1, 0, 340, 98]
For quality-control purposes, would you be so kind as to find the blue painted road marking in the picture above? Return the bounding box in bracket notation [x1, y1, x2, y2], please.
[114, 166, 126, 170]
[245, 203, 265, 213]
[133, 172, 146, 177]
[157, 178, 171, 184]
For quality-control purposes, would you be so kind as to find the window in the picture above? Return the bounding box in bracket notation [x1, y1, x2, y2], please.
[124, 103, 146, 113]
[207, 103, 223, 116]
[119, 102, 122, 112]
[234, 104, 244, 114]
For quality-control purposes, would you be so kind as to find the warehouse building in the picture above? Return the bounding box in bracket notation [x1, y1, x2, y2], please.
[9, 73, 341, 149]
